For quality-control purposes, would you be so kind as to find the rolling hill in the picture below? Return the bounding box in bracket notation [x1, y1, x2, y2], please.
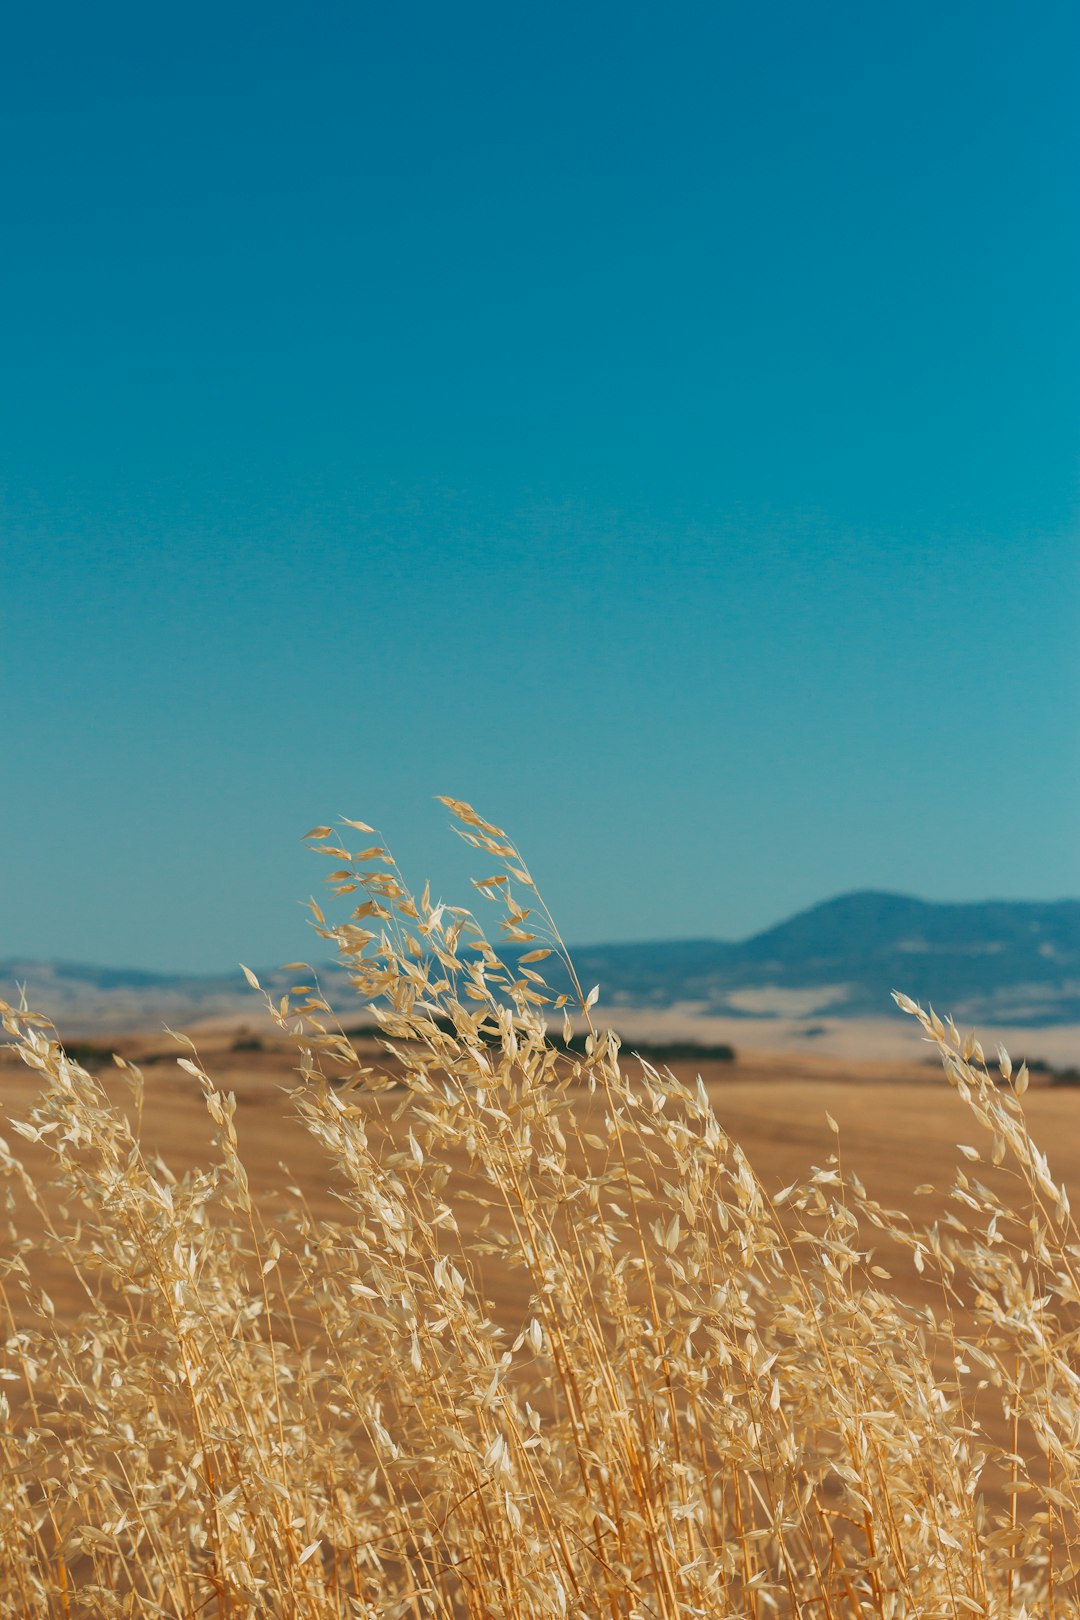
[3, 892, 1079, 1035]
[569, 892, 1080, 1024]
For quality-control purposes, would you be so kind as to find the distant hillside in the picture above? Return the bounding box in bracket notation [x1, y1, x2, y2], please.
[568, 893, 1080, 1024]
[0, 959, 295, 1035]
[3, 892, 1079, 1033]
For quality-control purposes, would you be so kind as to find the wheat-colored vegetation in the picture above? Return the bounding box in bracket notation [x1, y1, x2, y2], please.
[2, 801, 1080, 1616]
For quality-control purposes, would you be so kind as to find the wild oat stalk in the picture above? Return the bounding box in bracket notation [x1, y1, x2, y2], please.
[0, 801, 1078, 1615]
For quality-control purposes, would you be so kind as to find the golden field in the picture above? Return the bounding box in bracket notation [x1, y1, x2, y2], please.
[7, 1029, 1078, 1330]
[3, 802, 1080, 1617]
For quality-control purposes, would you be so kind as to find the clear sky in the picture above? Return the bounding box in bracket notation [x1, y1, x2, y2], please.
[2, 0, 1078, 974]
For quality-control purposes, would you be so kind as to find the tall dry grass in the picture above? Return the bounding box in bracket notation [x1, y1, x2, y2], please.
[2, 800, 1079, 1616]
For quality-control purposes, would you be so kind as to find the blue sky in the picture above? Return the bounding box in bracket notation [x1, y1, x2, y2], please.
[2, 0, 1077, 973]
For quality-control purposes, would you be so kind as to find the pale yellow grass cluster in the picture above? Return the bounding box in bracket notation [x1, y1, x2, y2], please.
[2, 801, 1079, 1616]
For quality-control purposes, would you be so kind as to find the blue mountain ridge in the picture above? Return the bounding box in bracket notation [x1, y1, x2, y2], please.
[563, 892, 1080, 1023]
[3, 892, 1079, 1031]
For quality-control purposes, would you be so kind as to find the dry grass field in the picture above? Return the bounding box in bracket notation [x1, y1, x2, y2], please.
[2, 1035, 1077, 1325]
[8, 1032, 1079, 1331]
[4, 803, 1080, 1617]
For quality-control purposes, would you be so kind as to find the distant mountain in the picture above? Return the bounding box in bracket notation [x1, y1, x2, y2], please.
[0, 958, 301, 1035]
[566, 893, 1080, 1024]
[3, 892, 1079, 1034]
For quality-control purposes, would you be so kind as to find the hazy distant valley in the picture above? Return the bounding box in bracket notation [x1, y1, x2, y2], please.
[5, 891, 1078, 1043]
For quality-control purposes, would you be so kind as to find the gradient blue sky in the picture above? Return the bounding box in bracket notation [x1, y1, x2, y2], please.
[2, 0, 1078, 973]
